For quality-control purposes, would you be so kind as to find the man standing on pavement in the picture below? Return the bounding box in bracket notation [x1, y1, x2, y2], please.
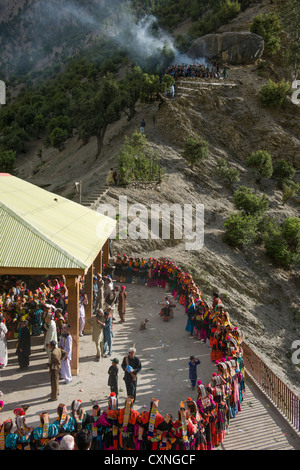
[58, 324, 73, 384]
[48, 340, 67, 402]
[121, 347, 142, 402]
[87, 309, 105, 361]
[118, 285, 127, 323]
[44, 312, 57, 361]
[103, 309, 113, 357]
[96, 274, 104, 310]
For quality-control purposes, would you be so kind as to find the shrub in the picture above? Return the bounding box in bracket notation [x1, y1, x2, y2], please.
[258, 79, 292, 108]
[48, 127, 68, 151]
[263, 216, 300, 267]
[117, 132, 163, 185]
[264, 232, 296, 267]
[215, 158, 240, 187]
[223, 212, 259, 247]
[183, 134, 209, 170]
[246, 150, 273, 183]
[250, 12, 281, 56]
[0, 148, 16, 173]
[282, 217, 300, 253]
[233, 185, 269, 215]
[282, 181, 300, 205]
[272, 159, 295, 189]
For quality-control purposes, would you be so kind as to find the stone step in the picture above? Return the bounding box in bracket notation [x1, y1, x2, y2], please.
[81, 188, 108, 206]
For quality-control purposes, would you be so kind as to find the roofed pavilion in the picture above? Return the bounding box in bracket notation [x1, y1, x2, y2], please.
[0, 173, 115, 374]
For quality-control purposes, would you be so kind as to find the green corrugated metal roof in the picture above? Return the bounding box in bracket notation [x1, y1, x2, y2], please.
[0, 174, 116, 271]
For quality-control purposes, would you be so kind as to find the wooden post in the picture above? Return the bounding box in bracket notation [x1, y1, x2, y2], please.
[103, 239, 109, 269]
[84, 265, 93, 334]
[66, 275, 80, 375]
[94, 250, 103, 276]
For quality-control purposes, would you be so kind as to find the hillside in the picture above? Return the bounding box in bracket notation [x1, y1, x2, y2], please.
[14, 61, 300, 395]
[1, 0, 300, 395]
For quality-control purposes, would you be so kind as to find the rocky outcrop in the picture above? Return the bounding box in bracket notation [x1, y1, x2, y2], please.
[187, 32, 264, 65]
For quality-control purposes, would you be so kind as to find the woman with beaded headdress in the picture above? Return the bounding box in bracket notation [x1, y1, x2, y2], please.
[168, 401, 194, 450]
[186, 397, 206, 450]
[96, 392, 119, 450]
[114, 254, 123, 282]
[196, 381, 217, 450]
[211, 368, 228, 446]
[5, 407, 33, 450]
[215, 359, 231, 431]
[32, 411, 59, 450]
[86, 403, 102, 450]
[139, 257, 148, 285]
[118, 396, 140, 450]
[53, 403, 75, 439]
[70, 399, 94, 436]
[136, 398, 165, 450]
[0, 417, 15, 450]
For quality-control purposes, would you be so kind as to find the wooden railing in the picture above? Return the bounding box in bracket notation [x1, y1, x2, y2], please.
[242, 341, 300, 434]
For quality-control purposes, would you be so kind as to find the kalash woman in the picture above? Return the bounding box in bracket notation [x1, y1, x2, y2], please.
[210, 371, 228, 446]
[168, 401, 195, 451]
[32, 411, 59, 449]
[196, 381, 217, 450]
[70, 399, 94, 436]
[5, 407, 34, 450]
[52, 403, 75, 439]
[86, 403, 102, 450]
[118, 396, 140, 450]
[0, 418, 15, 450]
[96, 392, 119, 450]
[136, 398, 165, 451]
[138, 258, 148, 285]
[114, 254, 123, 282]
[185, 398, 207, 450]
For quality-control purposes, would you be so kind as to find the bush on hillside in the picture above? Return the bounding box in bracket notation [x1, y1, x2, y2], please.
[272, 159, 296, 189]
[223, 212, 259, 247]
[258, 79, 292, 108]
[0, 148, 16, 173]
[215, 158, 240, 187]
[250, 12, 281, 56]
[117, 132, 163, 185]
[233, 185, 269, 215]
[282, 181, 300, 205]
[246, 150, 273, 183]
[183, 134, 209, 170]
[263, 216, 300, 268]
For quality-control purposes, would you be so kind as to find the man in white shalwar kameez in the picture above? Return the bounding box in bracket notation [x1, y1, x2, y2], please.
[44, 313, 58, 361]
[59, 324, 72, 383]
[79, 290, 88, 337]
[0, 316, 8, 368]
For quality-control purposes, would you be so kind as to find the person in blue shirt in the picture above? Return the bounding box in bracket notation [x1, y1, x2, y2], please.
[188, 356, 201, 390]
[103, 309, 113, 357]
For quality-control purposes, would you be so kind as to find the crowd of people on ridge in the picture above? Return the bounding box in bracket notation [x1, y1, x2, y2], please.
[166, 61, 228, 80]
[0, 254, 245, 450]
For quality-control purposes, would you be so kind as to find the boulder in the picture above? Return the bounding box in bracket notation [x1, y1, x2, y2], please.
[187, 32, 264, 65]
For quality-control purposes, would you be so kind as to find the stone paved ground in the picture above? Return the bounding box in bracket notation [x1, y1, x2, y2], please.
[1, 282, 300, 450]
